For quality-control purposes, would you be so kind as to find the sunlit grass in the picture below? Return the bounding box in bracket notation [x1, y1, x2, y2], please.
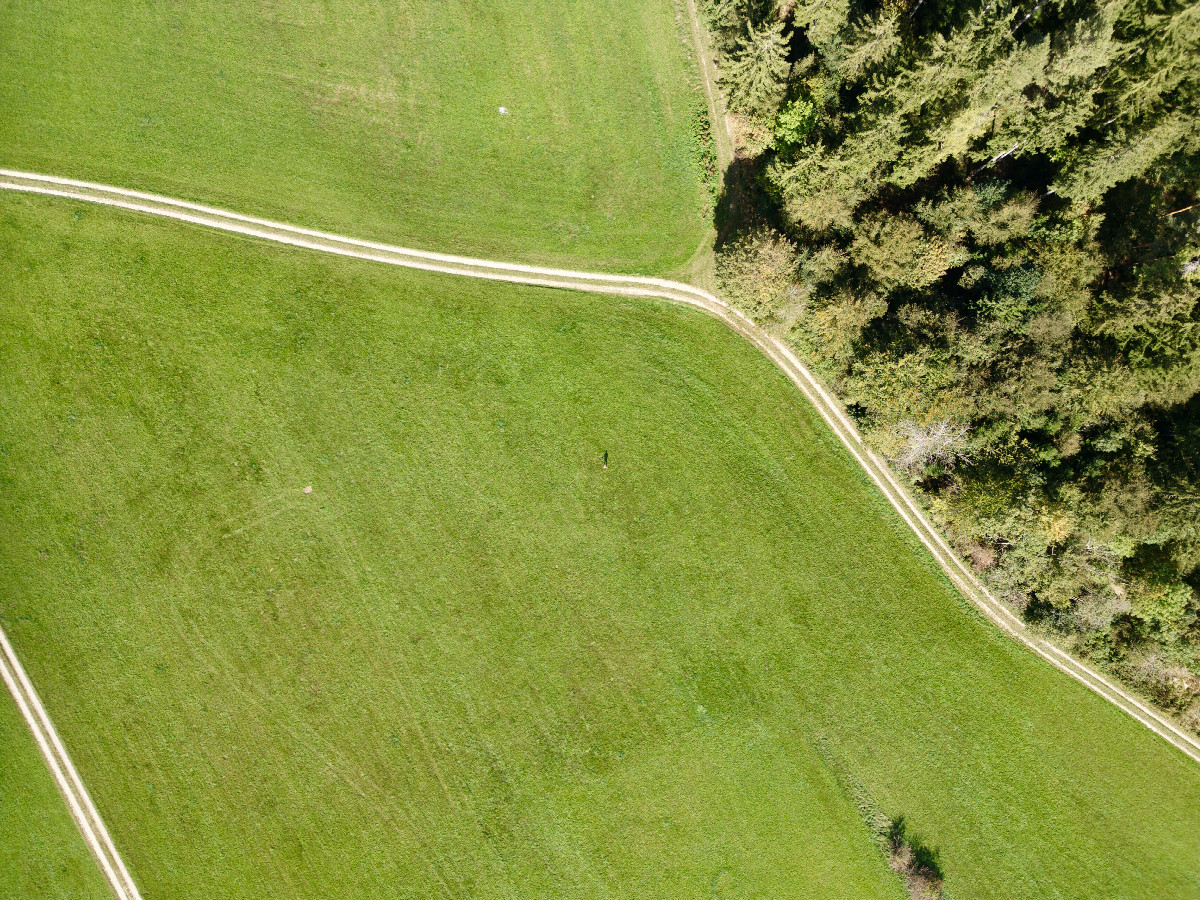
[0, 0, 709, 273]
[4, 196, 1200, 899]
[0, 688, 111, 900]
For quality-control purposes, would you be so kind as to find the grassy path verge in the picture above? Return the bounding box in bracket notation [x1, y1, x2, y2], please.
[683, 0, 733, 176]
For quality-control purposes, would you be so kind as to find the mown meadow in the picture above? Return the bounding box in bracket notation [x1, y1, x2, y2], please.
[3, 195, 1199, 899]
[0, 0, 710, 273]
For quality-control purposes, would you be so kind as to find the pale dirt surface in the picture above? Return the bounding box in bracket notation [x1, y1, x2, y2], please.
[2, 168, 1199, 898]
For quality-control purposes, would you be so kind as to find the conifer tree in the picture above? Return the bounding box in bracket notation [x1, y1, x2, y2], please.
[722, 19, 791, 118]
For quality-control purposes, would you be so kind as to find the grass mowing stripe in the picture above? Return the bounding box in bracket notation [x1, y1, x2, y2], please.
[4, 196, 1200, 898]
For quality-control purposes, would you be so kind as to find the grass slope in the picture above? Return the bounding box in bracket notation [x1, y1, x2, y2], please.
[0, 689, 111, 899]
[3, 196, 1200, 898]
[0, 0, 709, 273]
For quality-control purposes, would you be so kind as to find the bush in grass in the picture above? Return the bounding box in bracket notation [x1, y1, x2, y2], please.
[886, 816, 945, 899]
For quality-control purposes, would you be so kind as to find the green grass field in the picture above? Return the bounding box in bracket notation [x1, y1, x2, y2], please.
[4, 195, 1200, 899]
[0, 689, 111, 900]
[0, 0, 709, 273]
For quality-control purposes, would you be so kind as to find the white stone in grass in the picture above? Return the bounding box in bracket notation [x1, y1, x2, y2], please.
[498, 106, 509, 115]
[304, 485, 313, 494]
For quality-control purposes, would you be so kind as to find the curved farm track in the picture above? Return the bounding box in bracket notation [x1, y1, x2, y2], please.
[2, 167, 1199, 898]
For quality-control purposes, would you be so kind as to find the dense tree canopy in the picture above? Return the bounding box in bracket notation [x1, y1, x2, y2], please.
[704, 0, 1200, 730]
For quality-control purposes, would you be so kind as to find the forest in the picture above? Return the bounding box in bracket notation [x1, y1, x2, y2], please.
[703, 0, 1200, 731]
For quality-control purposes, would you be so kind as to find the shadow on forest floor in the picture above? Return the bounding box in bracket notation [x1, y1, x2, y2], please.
[713, 152, 785, 248]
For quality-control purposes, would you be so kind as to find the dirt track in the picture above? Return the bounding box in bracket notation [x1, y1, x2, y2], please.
[2, 167, 1200, 899]
[0, 626, 141, 899]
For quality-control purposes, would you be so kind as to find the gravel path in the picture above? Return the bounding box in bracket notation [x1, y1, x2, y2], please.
[2, 167, 1199, 897]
